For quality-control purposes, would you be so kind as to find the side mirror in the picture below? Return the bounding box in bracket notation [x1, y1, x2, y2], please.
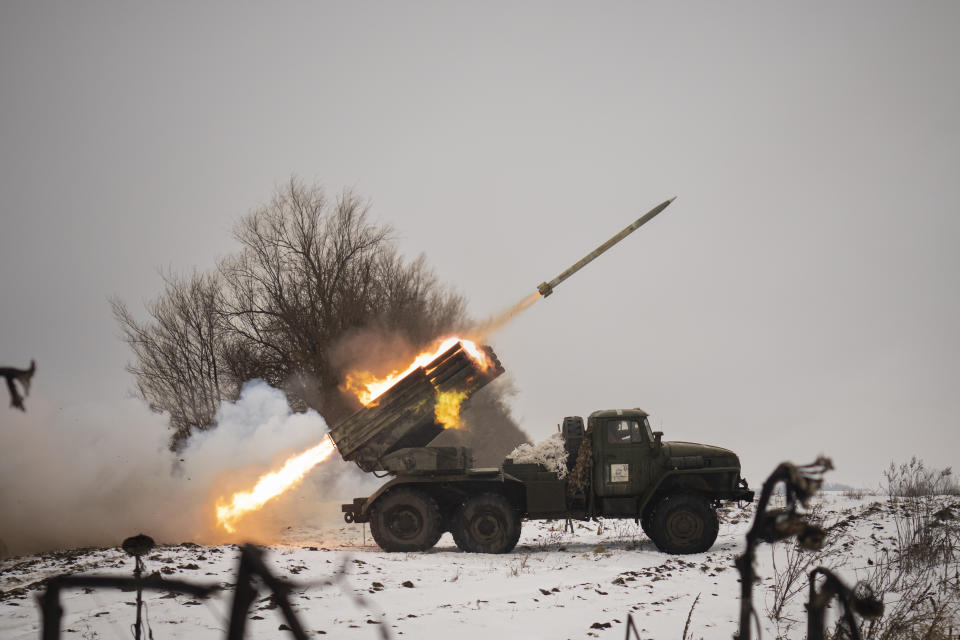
[653, 431, 663, 448]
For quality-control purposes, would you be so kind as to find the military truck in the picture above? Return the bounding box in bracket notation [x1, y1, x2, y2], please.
[333, 341, 753, 555]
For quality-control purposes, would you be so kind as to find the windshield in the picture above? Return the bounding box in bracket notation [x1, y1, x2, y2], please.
[606, 419, 652, 444]
[642, 417, 654, 442]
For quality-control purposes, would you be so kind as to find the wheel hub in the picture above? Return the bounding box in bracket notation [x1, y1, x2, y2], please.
[471, 513, 502, 541]
[387, 507, 423, 540]
[667, 509, 703, 543]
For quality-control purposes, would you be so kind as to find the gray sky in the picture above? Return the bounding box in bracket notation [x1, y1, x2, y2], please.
[1, 1, 958, 488]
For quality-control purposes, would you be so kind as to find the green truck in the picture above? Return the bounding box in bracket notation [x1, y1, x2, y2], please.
[334, 341, 753, 555]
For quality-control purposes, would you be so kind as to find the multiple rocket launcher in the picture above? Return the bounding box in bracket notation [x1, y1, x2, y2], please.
[328, 342, 504, 473]
[326, 198, 676, 473]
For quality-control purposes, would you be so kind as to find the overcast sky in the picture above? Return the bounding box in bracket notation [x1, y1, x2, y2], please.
[1, 1, 958, 488]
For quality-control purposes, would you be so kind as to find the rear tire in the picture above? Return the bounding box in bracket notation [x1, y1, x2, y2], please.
[452, 493, 521, 554]
[649, 493, 718, 554]
[369, 488, 442, 552]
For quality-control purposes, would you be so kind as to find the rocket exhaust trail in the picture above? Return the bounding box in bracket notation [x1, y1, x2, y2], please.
[467, 291, 542, 340]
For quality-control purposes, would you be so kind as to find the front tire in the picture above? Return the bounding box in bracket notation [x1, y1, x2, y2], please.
[452, 493, 521, 554]
[369, 488, 442, 552]
[641, 508, 655, 540]
[649, 493, 718, 554]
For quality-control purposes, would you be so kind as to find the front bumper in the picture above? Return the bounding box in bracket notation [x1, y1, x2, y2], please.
[733, 477, 755, 502]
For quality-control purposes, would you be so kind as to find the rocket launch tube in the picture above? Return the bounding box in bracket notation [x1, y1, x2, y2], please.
[536, 197, 675, 297]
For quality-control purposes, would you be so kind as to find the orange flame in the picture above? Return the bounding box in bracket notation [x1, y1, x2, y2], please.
[435, 389, 469, 429]
[342, 336, 493, 406]
[215, 435, 337, 533]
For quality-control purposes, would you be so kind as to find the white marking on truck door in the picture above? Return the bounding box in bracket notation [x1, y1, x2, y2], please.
[610, 463, 630, 483]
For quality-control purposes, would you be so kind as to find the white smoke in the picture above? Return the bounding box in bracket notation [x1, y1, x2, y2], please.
[0, 380, 361, 558]
[185, 379, 330, 480]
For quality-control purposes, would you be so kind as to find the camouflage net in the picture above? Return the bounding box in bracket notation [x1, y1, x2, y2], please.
[508, 433, 568, 478]
[566, 431, 593, 495]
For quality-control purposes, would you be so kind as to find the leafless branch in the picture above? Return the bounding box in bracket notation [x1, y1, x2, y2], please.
[1, 359, 35, 411]
[735, 457, 833, 640]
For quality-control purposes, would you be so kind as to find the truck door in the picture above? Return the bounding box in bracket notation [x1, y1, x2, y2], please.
[594, 417, 656, 498]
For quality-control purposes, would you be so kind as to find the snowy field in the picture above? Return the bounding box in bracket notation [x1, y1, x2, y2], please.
[0, 493, 951, 640]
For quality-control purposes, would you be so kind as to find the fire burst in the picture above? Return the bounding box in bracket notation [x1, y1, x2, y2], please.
[434, 389, 469, 429]
[215, 435, 337, 533]
[342, 336, 493, 406]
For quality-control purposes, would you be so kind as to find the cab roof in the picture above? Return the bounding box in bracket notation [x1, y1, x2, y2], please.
[589, 408, 649, 420]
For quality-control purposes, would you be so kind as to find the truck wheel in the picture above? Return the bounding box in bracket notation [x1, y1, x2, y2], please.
[452, 493, 520, 554]
[369, 488, 442, 552]
[649, 493, 718, 554]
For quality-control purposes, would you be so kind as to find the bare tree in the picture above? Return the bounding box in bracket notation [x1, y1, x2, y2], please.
[372, 252, 467, 345]
[113, 178, 530, 456]
[217, 179, 466, 421]
[112, 271, 228, 448]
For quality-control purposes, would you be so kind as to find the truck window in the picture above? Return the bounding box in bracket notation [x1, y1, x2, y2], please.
[607, 420, 644, 444]
[642, 417, 654, 442]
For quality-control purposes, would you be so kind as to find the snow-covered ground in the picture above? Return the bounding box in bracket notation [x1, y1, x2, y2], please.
[0, 493, 949, 639]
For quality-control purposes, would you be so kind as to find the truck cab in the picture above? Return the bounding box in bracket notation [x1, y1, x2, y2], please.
[592, 409, 661, 502]
[542, 409, 752, 553]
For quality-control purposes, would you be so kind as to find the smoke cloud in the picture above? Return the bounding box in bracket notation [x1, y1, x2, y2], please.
[0, 380, 369, 558]
[328, 328, 423, 386]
